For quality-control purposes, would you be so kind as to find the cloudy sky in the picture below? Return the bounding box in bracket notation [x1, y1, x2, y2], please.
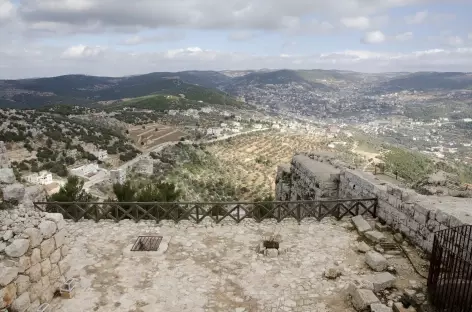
[1, 0, 472, 78]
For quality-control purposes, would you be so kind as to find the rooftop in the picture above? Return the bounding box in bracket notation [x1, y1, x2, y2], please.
[51, 217, 425, 312]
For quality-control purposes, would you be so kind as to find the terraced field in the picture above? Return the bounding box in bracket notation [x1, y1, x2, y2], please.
[166, 131, 326, 201]
[127, 123, 188, 150]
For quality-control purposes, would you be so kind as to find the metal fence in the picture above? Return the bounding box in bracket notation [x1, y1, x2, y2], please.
[33, 198, 377, 224]
[428, 225, 472, 312]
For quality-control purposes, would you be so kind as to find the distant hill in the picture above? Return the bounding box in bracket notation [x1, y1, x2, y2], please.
[0, 72, 234, 109]
[375, 72, 472, 92]
[1, 69, 472, 109]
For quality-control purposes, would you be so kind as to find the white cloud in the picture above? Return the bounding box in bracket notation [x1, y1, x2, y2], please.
[61, 44, 105, 58]
[15, 0, 431, 33]
[119, 31, 185, 45]
[395, 32, 413, 41]
[405, 10, 428, 24]
[341, 16, 370, 30]
[361, 31, 386, 44]
[468, 33, 472, 40]
[429, 32, 465, 47]
[405, 10, 455, 25]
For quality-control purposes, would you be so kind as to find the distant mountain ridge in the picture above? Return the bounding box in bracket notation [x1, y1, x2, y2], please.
[0, 69, 471, 108]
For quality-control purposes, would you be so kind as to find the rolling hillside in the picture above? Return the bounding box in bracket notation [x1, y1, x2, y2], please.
[2, 69, 472, 109]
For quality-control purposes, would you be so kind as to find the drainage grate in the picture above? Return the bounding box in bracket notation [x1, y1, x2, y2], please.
[131, 236, 163, 251]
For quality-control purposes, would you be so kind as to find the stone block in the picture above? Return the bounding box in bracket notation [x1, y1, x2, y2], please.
[40, 238, 55, 258]
[28, 281, 42, 302]
[352, 215, 372, 233]
[393, 302, 416, 312]
[26, 299, 40, 312]
[23, 228, 43, 249]
[1, 183, 25, 201]
[50, 249, 61, 264]
[38, 221, 56, 239]
[10, 292, 30, 312]
[0, 168, 16, 184]
[0, 283, 17, 309]
[375, 223, 389, 232]
[49, 264, 60, 282]
[365, 251, 388, 272]
[15, 275, 30, 296]
[54, 229, 66, 248]
[0, 263, 19, 286]
[45, 213, 65, 230]
[368, 272, 395, 292]
[364, 231, 386, 243]
[351, 288, 380, 311]
[26, 264, 41, 283]
[30, 248, 41, 266]
[58, 258, 70, 276]
[17, 256, 31, 274]
[357, 242, 371, 253]
[39, 287, 54, 304]
[40, 259, 51, 276]
[324, 266, 342, 279]
[371, 303, 392, 312]
[5, 239, 30, 258]
[60, 245, 69, 258]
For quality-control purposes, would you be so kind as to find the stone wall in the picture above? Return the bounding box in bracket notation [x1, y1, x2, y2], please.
[339, 169, 471, 253]
[276, 153, 472, 253]
[277, 154, 341, 201]
[1, 163, 71, 311]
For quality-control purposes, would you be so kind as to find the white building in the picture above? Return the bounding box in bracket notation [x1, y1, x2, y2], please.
[110, 168, 127, 185]
[92, 149, 108, 161]
[25, 171, 53, 185]
[70, 163, 99, 177]
[206, 128, 223, 137]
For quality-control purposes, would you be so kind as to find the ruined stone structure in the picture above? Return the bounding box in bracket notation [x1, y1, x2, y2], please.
[1, 141, 71, 311]
[276, 152, 472, 253]
[276, 154, 340, 201]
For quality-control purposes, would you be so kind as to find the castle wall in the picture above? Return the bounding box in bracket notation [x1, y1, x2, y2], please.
[276, 153, 472, 253]
[1, 166, 71, 311]
[339, 169, 471, 253]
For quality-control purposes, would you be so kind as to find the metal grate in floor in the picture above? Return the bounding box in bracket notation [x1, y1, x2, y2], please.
[131, 236, 163, 251]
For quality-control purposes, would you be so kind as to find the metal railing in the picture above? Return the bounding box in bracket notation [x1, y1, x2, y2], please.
[33, 198, 377, 224]
[428, 225, 472, 312]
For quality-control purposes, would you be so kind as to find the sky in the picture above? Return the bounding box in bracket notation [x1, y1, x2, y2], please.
[1, 0, 472, 78]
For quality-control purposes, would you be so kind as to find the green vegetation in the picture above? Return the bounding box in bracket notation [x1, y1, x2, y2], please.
[382, 147, 434, 183]
[111, 181, 181, 202]
[48, 176, 94, 202]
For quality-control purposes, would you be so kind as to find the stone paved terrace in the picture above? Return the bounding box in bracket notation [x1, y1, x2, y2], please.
[50, 217, 425, 312]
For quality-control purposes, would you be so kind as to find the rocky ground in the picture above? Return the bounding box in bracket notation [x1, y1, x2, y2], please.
[50, 216, 427, 312]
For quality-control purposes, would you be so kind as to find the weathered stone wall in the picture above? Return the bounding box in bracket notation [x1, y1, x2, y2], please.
[276, 153, 472, 253]
[339, 169, 471, 253]
[1, 162, 70, 311]
[285, 154, 340, 201]
[275, 164, 291, 201]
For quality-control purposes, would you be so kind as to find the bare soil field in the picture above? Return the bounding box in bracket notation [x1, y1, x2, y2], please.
[127, 123, 188, 149]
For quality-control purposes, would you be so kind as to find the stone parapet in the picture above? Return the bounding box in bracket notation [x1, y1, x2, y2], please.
[1, 208, 70, 311]
[276, 153, 472, 253]
[340, 169, 471, 252]
[0, 156, 70, 312]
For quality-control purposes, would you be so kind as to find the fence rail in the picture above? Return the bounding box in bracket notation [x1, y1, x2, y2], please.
[428, 225, 472, 312]
[33, 198, 377, 224]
